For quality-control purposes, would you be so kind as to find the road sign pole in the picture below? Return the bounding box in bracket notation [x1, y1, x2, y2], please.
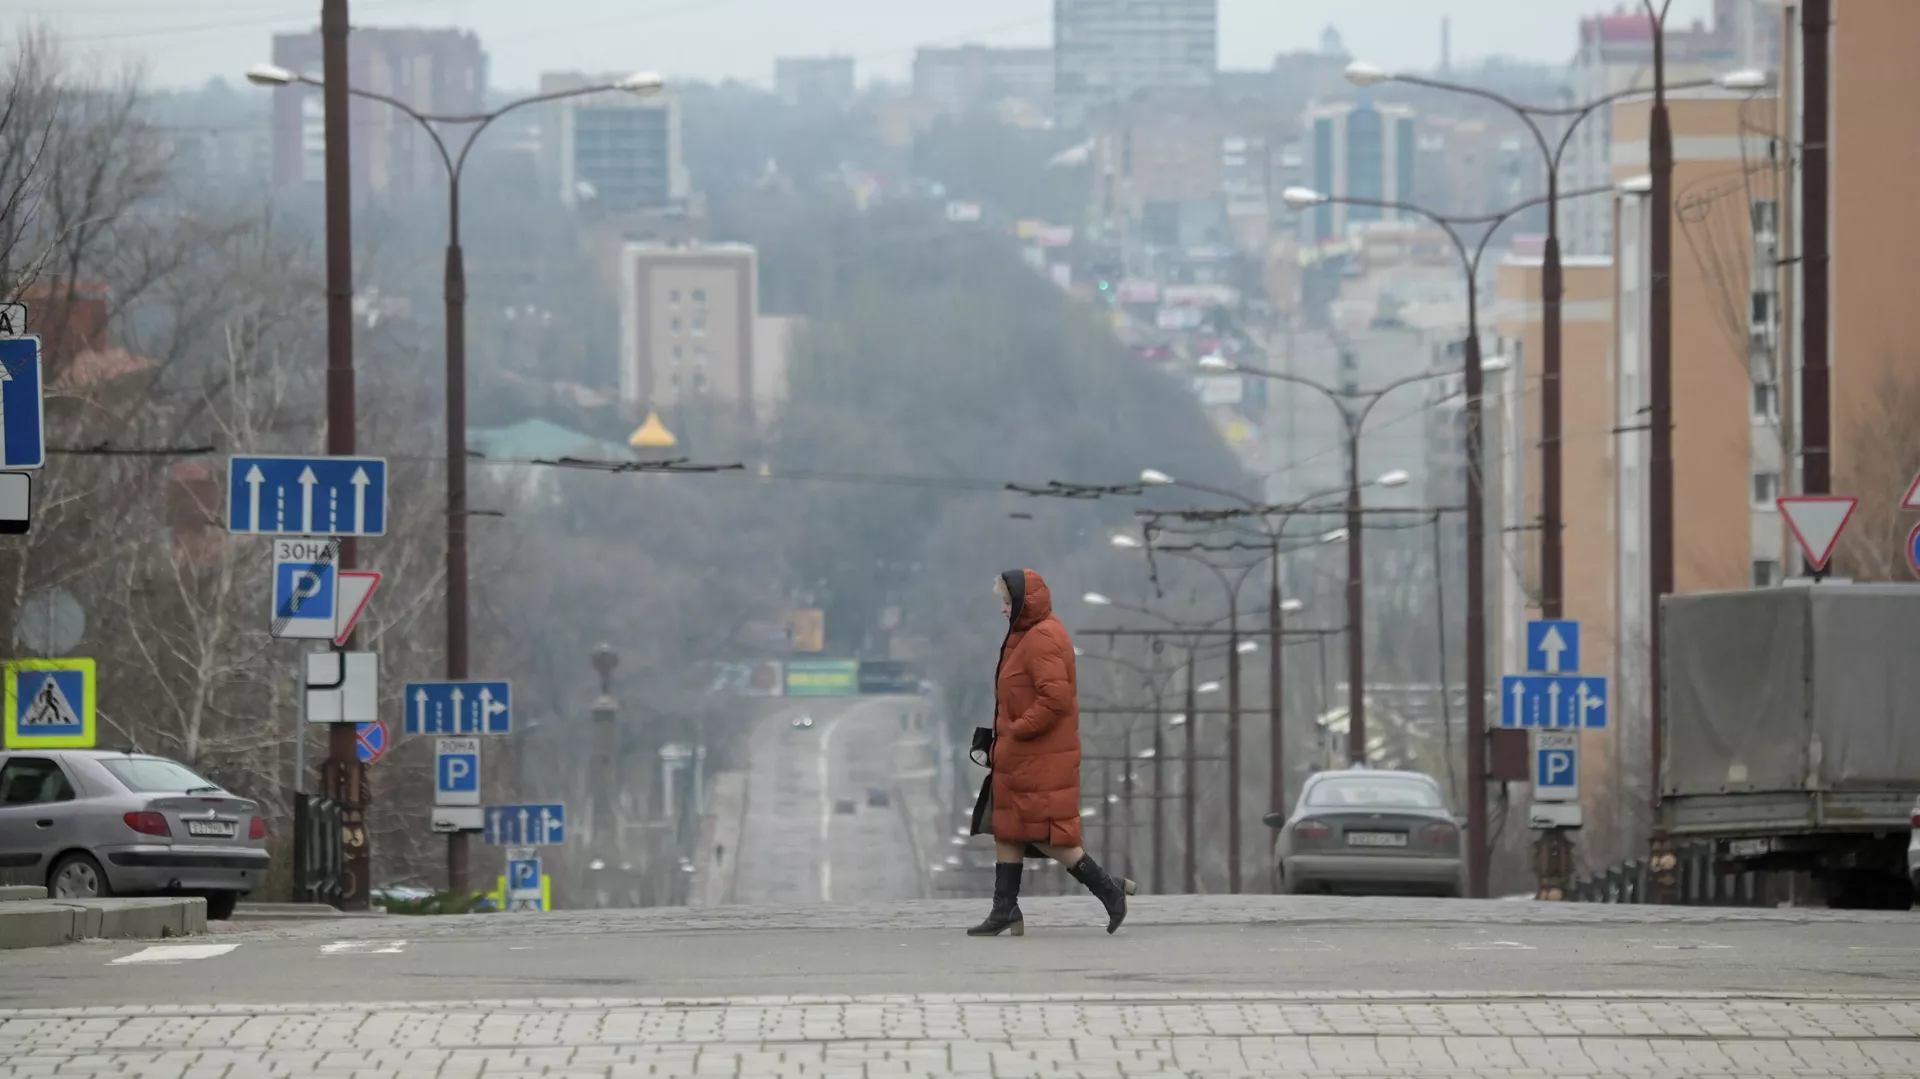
[319, 0, 369, 914]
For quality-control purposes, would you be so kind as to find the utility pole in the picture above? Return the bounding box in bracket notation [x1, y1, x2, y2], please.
[1644, 0, 1679, 903]
[318, 0, 368, 911]
[1800, 0, 1831, 508]
[1267, 542, 1285, 819]
[1224, 602, 1242, 894]
[1343, 408, 1367, 767]
[1182, 648, 1197, 893]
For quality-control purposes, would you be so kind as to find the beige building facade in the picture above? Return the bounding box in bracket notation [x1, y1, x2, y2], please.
[618, 243, 759, 426]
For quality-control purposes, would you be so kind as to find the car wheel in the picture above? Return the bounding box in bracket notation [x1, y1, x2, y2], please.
[203, 892, 239, 921]
[48, 852, 112, 900]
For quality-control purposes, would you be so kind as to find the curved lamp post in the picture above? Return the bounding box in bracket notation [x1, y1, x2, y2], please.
[1337, 60, 1765, 627]
[248, 62, 662, 895]
[1275, 182, 1607, 898]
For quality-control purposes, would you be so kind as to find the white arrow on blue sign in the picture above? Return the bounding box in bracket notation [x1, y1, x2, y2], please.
[0, 336, 47, 470]
[1501, 674, 1608, 730]
[227, 455, 387, 537]
[434, 737, 481, 807]
[484, 803, 565, 846]
[404, 680, 511, 735]
[1525, 620, 1580, 674]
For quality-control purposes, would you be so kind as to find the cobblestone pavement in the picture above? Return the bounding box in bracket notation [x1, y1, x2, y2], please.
[3, 992, 1919, 1077]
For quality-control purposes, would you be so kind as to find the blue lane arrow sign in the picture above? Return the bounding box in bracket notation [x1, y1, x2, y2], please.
[483, 803, 566, 846]
[227, 455, 387, 536]
[0, 336, 47, 470]
[404, 680, 511, 735]
[1501, 674, 1608, 730]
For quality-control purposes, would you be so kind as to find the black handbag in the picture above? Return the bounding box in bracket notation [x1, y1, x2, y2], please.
[968, 725, 994, 767]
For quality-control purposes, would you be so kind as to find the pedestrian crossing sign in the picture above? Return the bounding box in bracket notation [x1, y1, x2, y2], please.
[4, 657, 96, 749]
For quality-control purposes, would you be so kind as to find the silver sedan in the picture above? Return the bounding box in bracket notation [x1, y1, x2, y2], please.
[1265, 769, 1464, 898]
[0, 749, 270, 920]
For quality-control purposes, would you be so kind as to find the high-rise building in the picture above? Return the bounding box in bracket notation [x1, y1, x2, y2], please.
[541, 73, 688, 214]
[1561, 1, 1779, 256]
[617, 243, 761, 426]
[1301, 97, 1418, 242]
[1053, 0, 1217, 124]
[269, 28, 487, 199]
[912, 45, 1054, 115]
[774, 56, 857, 111]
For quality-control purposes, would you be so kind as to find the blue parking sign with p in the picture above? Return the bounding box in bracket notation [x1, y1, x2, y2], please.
[4, 658, 96, 750]
[275, 559, 336, 620]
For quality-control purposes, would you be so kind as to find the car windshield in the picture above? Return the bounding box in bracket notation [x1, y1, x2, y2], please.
[99, 757, 219, 794]
[1303, 776, 1442, 810]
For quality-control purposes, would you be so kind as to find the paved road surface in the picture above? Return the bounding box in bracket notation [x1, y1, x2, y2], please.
[4, 897, 1920, 1075]
[732, 696, 924, 907]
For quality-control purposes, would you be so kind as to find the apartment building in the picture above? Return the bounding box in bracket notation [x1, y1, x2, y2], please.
[1562, 1, 1780, 256]
[774, 56, 857, 111]
[618, 243, 775, 430]
[540, 72, 688, 214]
[270, 28, 487, 198]
[912, 46, 1053, 115]
[1054, 0, 1217, 124]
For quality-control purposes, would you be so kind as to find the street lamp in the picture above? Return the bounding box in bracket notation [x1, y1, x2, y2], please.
[249, 64, 663, 897]
[1335, 58, 1768, 632]
[1274, 183, 1612, 897]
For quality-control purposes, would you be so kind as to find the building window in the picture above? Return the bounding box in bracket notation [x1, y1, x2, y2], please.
[1752, 559, 1780, 587]
[1751, 291, 1772, 324]
[694, 373, 708, 392]
[669, 289, 680, 303]
[694, 344, 708, 364]
[670, 318, 681, 333]
[1750, 199, 1778, 238]
[692, 288, 706, 303]
[1752, 471, 1781, 506]
[672, 345, 683, 362]
[1752, 381, 1778, 420]
[692, 315, 706, 336]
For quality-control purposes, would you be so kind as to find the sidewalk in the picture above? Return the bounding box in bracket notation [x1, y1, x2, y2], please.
[0, 886, 208, 950]
[688, 770, 747, 907]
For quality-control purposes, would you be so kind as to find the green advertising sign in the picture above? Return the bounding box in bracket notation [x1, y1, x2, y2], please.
[785, 659, 859, 696]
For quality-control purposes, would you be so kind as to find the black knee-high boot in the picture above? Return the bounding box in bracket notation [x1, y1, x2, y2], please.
[967, 862, 1024, 937]
[1067, 854, 1137, 934]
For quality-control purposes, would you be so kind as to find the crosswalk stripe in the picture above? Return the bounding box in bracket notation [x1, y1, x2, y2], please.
[320, 940, 406, 955]
[111, 943, 239, 964]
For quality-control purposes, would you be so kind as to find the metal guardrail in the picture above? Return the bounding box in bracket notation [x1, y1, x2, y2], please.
[291, 794, 344, 906]
[1568, 841, 1771, 906]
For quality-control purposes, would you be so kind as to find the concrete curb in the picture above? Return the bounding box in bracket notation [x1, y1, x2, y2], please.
[0, 886, 48, 903]
[0, 896, 207, 950]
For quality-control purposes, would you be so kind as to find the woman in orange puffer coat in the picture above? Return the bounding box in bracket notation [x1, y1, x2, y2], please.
[968, 568, 1135, 937]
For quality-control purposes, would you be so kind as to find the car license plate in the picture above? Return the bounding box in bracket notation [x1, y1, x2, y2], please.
[1726, 838, 1769, 858]
[1345, 832, 1407, 848]
[187, 820, 236, 838]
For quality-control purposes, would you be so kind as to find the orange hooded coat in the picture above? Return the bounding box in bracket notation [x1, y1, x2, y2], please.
[985, 568, 1084, 848]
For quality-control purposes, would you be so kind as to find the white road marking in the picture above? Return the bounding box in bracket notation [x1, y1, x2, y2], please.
[1451, 940, 1535, 950]
[320, 940, 406, 955]
[818, 711, 842, 903]
[1267, 939, 1336, 952]
[111, 943, 238, 964]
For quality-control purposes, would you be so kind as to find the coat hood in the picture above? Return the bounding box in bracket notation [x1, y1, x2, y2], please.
[1001, 568, 1053, 631]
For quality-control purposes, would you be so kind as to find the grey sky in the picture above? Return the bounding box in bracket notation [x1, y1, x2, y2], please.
[15, 0, 1716, 93]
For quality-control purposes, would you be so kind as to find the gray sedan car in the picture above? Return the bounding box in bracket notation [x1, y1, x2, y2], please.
[1265, 769, 1463, 898]
[0, 749, 270, 919]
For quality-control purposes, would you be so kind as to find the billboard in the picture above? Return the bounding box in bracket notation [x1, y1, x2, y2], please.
[858, 660, 929, 695]
[785, 659, 859, 696]
[787, 609, 824, 652]
[708, 660, 785, 696]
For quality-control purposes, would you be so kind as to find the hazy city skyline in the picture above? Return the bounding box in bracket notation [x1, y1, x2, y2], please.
[15, 0, 1720, 92]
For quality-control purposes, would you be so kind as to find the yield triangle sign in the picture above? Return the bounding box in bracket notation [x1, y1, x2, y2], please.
[331, 571, 381, 646]
[1902, 470, 1920, 511]
[1777, 495, 1858, 571]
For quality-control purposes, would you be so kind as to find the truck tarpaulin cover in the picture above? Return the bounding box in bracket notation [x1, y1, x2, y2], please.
[1662, 585, 1920, 797]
